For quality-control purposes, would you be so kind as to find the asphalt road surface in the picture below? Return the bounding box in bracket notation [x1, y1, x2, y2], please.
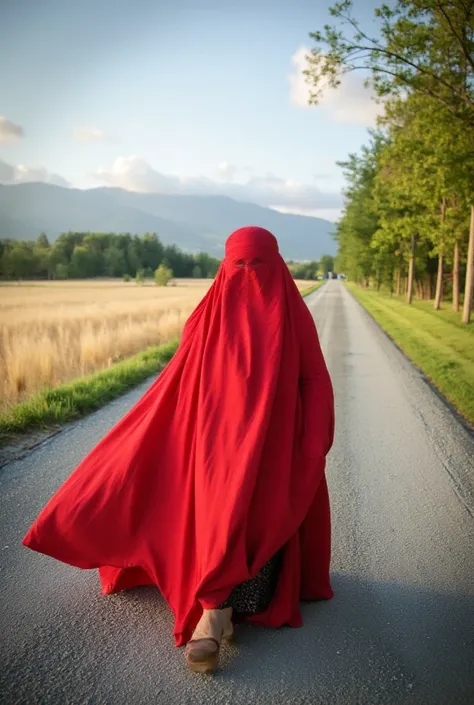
[1, 281, 473, 705]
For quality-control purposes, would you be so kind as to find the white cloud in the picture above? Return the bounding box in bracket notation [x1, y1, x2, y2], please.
[93, 156, 342, 215]
[271, 205, 342, 222]
[0, 115, 24, 144]
[0, 159, 69, 187]
[0, 151, 341, 217]
[216, 161, 239, 182]
[95, 156, 177, 192]
[289, 47, 384, 127]
[74, 127, 110, 142]
[289, 48, 314, 109]
[0, 159, 15, 181]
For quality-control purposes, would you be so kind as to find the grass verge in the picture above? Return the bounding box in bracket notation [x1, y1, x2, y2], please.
[301, 281, 325, 296]
[0, 281, 325, 445]
[348, 284, 474, 427]
[0, 340, 178, 443]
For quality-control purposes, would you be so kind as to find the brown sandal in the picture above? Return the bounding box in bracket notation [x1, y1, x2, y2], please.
[185, 637, 220, 674]
[185, 608, 233, 674]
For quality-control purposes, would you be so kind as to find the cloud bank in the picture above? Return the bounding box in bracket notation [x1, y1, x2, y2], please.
[0, 154, 342, 221]
[94, 156, 342, 217]
[289, 48, 384, 127]
[0, 159, 69, 187]
[74, 127, 112, 142]
[0, 115, 24, 144]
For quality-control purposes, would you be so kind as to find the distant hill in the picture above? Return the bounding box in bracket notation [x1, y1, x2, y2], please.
[0, 183, 336, 260]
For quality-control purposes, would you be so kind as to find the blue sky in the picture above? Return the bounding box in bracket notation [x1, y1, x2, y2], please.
[0, 0, 382, 221]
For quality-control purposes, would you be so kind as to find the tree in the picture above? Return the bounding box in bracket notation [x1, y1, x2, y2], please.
[142, 233, 164, 271]
[287, 260, 320, 280]
[382, 93, 473, 310]
[464, 208, 474, 323]
[155, 264, 173, 286]
[126, 237, 142, 276]
[2, 242, 36, 279]
[36, 233, 50, 249]
[306, 0, 474, 320]
[34, 236, 53, 279]
[104, 245, 127, 277]
[319, 254, 335, 276]
[0, 231, 220, 285]
[54, 263, 69, 280]
[194, 252, 220, 278]
[336, 133, 386, 286]
[305, 0, 474, 128]
[192, 265, 202, 279]
[71, 245, 96, 278]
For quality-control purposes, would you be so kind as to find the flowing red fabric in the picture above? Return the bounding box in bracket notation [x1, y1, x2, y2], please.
[23, 226, 335, 646]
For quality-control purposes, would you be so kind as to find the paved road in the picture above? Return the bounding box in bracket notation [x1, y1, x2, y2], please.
[1, 282, 473, 705]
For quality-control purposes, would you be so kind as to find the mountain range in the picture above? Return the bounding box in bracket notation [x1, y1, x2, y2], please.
[0, 183, 336, 260]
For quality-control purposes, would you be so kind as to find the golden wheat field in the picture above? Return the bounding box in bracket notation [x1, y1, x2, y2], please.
[0, 278, 310, 411]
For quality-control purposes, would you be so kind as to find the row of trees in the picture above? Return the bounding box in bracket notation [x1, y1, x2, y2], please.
[287, 255, 335, 280]
[0, 232, 221, 281]
[307, 0, 474, 323]
[0, 231, 336, 283]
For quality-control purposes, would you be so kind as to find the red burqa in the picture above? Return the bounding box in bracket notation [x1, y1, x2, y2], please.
[23, 227, 335, 646]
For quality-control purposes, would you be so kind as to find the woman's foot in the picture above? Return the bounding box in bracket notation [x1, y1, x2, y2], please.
[185, 607, 233, 674]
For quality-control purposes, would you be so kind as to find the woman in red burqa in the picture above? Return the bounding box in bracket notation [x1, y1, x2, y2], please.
[23, 226, 334, 674]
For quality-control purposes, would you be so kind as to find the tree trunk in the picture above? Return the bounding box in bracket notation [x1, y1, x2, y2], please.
[395, 268, 402, 296]
[434, 198, 446, 310]
[434, 253, 444, 309]
[453, 240, 460, 313]
[462, 205, 474, 324]
[407, 234, 416, 305]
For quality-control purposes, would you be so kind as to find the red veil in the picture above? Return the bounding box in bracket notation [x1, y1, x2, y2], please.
[23, 227, 335, 646]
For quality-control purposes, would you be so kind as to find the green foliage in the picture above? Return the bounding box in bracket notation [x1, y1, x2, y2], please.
[319, 255, 335, 275]
[36, 233, 50, 249]
[0, 231, 222, 281]
[306, 0, 474, 128]
[336, 132, 387, 284]
[54, 263, 69, 280]
[348, 285, 474, 425]
[307, 0, 474, 318]
[287, 259, 321, 280]
[301, 282, 325, 297]
[334, 91, 473, 314]
[155, 263, 173, 286]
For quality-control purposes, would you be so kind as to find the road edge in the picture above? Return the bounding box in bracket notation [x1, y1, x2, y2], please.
[346, 285, 474, 436]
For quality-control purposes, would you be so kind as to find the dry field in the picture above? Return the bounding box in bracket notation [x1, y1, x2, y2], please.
[0, 278, 310, 410]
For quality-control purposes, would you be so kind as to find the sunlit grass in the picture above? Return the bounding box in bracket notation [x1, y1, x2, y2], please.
[348, 284, 474, 426]
[0, 341, 178, 440]
[0, 279, 213, 411]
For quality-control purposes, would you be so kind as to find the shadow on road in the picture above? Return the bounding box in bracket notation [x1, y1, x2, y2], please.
[2, 565, 473, 704]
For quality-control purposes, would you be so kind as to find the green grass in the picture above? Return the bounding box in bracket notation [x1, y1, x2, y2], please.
[301, 281, 325, 296]
[0, 340, 178, 443]
[348, 284, 474, 427]
[0, 280, 325, 445]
